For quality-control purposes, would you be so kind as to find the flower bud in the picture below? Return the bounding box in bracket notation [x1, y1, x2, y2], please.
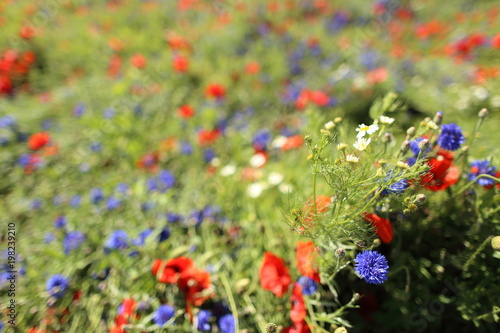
[265, 323, 278, 333]
[355, 240, 366, 248]
[406, 126, 416, 138]
[334, 328, 348, 333]
[491, 236, 500, 251]
[325, 121, 335, 130]
[335, 248, 346, 258]
[418, 139, 430, 152]
[373, 239, 381, 247]
[478, 108, 489, 119]
[433, 111, 443, 125]
[400, 140, 410, 154]
[416, 194, 426, 203]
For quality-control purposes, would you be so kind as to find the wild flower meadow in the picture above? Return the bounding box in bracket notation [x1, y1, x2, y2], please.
[0, 1, 500, 332]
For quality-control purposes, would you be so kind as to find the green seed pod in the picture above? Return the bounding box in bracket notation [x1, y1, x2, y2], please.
[334, 328, 348, 333]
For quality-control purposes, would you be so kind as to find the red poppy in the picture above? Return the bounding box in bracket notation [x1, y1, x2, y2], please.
[152, 257, 195, 284]
[309, 90, 329, 107]
[173, 55, 189, 72]
[260, 252, 292, 297]
[28, 132, 50, 151]
[281, 135, 304, 151]
[107, 54, 122, 78]
[362, 213, 393, 244]
[296, 241, 320, 282]
[245, 61, 260, 75]
[197, 129, 220, 146]
[137, 152, 159, 172]
[283, 285, 311, 333]
[131, 54, 147, 69]
[178, 104, 195, 118]
[20, 25, 35, 39]
[420, 150, 460, 191]
[178, 268, 213, 306]
[301, 195, 331, 228]
[205, 83, 226, 99]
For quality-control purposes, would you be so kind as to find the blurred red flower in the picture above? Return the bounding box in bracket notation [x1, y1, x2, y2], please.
[205, 83, 226, 99]
[178, 104, 195, 118]
[198, 129, 220, 146]
[260, 252, 292, 297]
[281, 135, 304, 151]
[152, 256, 195, 284]
[420, 150, 460, 191]
[362, 213, 393, 244]
[28, 132, 51, 151]
[173, 55, 189, 72]
[131, 54, 147, 69]
[296, 241, 320, 282]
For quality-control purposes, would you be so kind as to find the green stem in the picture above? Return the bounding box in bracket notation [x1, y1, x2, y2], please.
[453, 174, 500, 198]
[220, 273, 239, 332]
[463, 236, 493, 273]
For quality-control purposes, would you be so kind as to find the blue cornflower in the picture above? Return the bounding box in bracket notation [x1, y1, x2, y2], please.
[63, 231, 85, 254]
[153, 304, 175, 327]
[116, 183, 129, 194]
[297, 276, 318, 295]
[46, 274, 70, 299]
[0, 115, 16, 128]
[252, 129, 271, 151]
[106, 197, 121, 210]
[437, 123, 465, 151]
[44, 232, 56, 243]
[197, 310, 212, 332]
[218, 314, 235, 333]
[158, 227, 170, 242]
[468, 160, 497, 187]
[17, 154, 31, 167]
[103, 107, 115, 119]
[104, 230, 129, 251]
[158, 170, 176, 192]
[354, 250, 389, 285]
[387, 178, 409, 194]
[167, 212, 182, 223]
[73, 103, 85, 117]
[132, 229, 153, 246]
[53, 195, 63, 206]
[31, 199, 43, 210]
[180, 141, 194, 155]
[90, 187, 104, 204]
[204, 148, 216, 163]
[90, 142, 102, 152]
[54, 215, 67, 229]
[0, 319, 4, 332]
[70, 195, 81, 207]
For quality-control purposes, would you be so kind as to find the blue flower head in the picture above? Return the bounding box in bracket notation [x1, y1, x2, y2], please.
[252, 129, 271, 151]
[180, 141, 193, 155]
[158, 227, 170, 243]
[437, 123, 465, 151]
[132, 228, 153, 246]
[409, 137, 431, 157]
[73, 103, 85, 117]
[153, 304, 175, 327]
[104, 230, 129, 251]
[54, 215, 67, 229]
[90, 187, 104, 204]
[204, 148, 216, 163]
[63, 231, 85, 254]
[297, 276, 318, 295]
[46, 274, 70, 299]
[218, 314, 235, 333]
[70, 195, 81, 207]
[354, 250, 389, 285]
[468, 160, 497, 187]
[197, 310, 212, 332]
[106, 197, 121, 210]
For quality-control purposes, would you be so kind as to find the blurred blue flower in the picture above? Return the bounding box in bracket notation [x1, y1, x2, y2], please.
[252, 129, 271, 151]
[104, 230, 129, 251]
[44, 232, 56, 243]
[63, 231, 85, 254]
[106, 197, 121, 210]
[354, 250, 389, 285]
[297, 276, 318, 295]
[70, 195, 81, 207]
[197, 310, 212, 332]
[90, 188, 104, 204]
[158, 227, 170, 242]
[468, 160, 497, 187]
[103, 107, 115, 119]
[437, 123, 465, 151]
[46, 274, 70, 299]
[73, 103, 85, 117]
[153, 304, 175, 327]
[54, 215, 67, 229]
[90, 142, 102, 152]
[132, 229, 153, 246]
[204, 148, 216, 163]
[115, 183, 129, 194]
[0, 115, 16, 128]
[180, 141, 194, 155]
[167, 212, 182, 223]
[218, 314, 235, 333]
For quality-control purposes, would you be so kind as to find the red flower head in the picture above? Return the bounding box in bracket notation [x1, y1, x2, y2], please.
[197, 129, 220, 146]
[309, 90, 329, 107]
[245, 61, 260, 75]
[420, 150, 459, 191]
[152, 257, 195, 284]
[178, 268, 213, 307]
[20, 26, 35, 39]
[28, 132, 51, 151]
[137, 152, 159, 172]
[260, 252, 292, 297]
[362, 213, 393, 244]
[281, 135, 304, 151]
[130, 54, 147, 69]
[283, 285, 311, 333]
[296, 241, 320, 282]
[300, 195, 331, 230]
[205, 83, 226, 99]
[173, 55, 189, 73]
[178, 104, 195, 118]
[0, 75, 13, 95]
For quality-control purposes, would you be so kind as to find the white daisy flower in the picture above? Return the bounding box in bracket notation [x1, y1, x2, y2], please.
[356, 123, 379, 138]
[379, 116, 395, 124]
[353, 138, 371, 151]
[268, 172, 284, 185]
[220, 165, 236, 177]
[346, 154, 359, 163]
